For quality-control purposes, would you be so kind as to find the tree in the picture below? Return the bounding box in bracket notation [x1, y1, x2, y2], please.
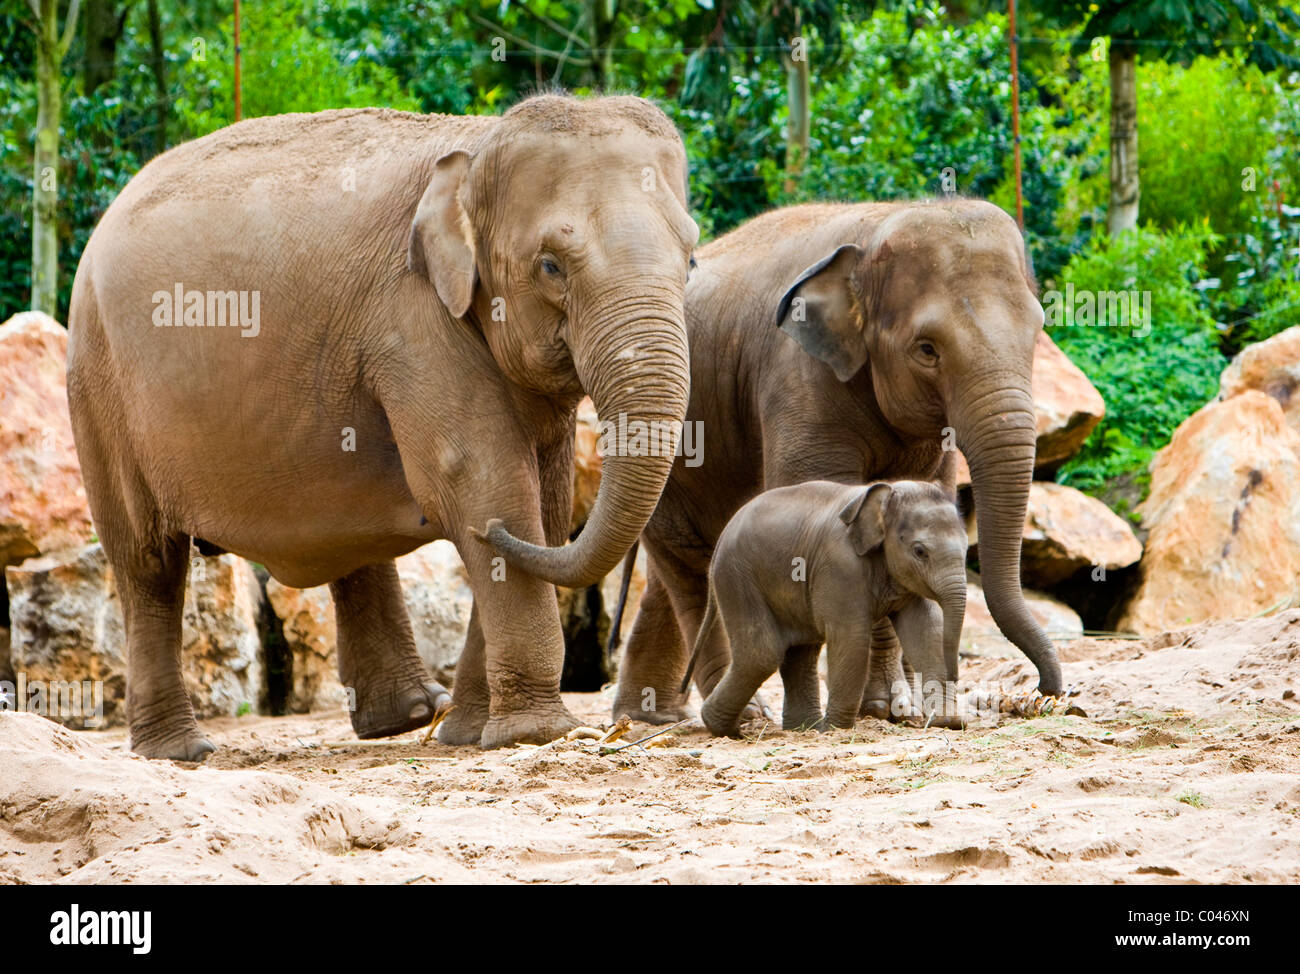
[1038, 0, 1300, 235]
[24, 0, 81, 317]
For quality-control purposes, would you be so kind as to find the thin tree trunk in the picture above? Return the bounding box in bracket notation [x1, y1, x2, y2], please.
[1107, 39, 1139, 235]
[82, 0, 128, 94]
[30, 0, 80, 317]
[146, 0, 168, 156]
[783, 13, 810, 195]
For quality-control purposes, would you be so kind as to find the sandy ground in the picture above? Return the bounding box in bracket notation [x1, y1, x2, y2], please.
[2, 610, 1299, 885]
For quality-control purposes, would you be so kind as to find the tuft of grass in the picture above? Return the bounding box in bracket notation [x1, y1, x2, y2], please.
[1176, 790, 1208, 809]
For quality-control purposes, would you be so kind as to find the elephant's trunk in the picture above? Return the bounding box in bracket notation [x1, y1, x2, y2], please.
[482, 286, 689, 589]
[955, 378, 1064, 695]
[937, 577, 967, 682]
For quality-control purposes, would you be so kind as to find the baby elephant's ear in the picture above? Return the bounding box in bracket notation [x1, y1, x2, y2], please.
[775, 243, 866, 382]
[839, 482, 892, 557]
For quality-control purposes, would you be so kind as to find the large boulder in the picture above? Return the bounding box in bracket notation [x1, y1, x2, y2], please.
[0, 312, 94, 567]
[965, 482, 1141, 588]
[1219, 325, 1300, 431]
[1031, 330, 1106, 470]
[1119, 391, 1300, 634]
[265, 541, 473, 712]
[5, 544, 264, 727]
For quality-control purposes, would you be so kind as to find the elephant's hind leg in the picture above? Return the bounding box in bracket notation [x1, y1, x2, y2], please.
[609, 563, 691, 724]
[780, 643, 822, 730]
[104, 527, 211, 761]
[330, 561, 451, 739]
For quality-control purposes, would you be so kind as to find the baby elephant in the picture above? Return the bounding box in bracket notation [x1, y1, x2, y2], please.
[682, 480, 968, 736]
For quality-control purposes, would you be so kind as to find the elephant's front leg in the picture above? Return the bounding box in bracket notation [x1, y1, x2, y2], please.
[892, 598, 964, 729]
[440, 425, 576, 746]
[860, 617, 916, 723]
[331, 561, 452, 739]
[458, 526, 578, 747]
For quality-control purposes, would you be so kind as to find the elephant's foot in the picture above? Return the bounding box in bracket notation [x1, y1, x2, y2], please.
[352, 680, 452, 740]
[436, 698, 488, 746]
[480, 706, 580, 749]
[923, 712, 967, 730]
[782, 706, 823, 731]
[742, 692, 776, 723]
[699, 698, 744, 739]
[860, 697, 891, 722]
[131, 726, 216, 762]
[609, 687, 690, 726]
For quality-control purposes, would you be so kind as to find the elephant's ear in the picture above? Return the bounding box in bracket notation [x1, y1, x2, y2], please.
[775, 243, 866, 382]
[838, 482, 892, 557]
[407, 150, 478, 318]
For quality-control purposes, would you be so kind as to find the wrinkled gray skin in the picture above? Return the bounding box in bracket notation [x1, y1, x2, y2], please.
[682, 481, 968, 737]
[67, 95, 697, 760]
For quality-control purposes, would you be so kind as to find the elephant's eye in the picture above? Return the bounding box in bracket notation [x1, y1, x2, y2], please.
[541, 258, 562, 277]
[912, 543, 928, 560]
[689, 253, 698, 271]
[918, 342, 938, 361]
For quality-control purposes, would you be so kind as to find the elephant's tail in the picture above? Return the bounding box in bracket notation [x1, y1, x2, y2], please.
[605, 539, 640, 664]
[680, 585, 719, 696]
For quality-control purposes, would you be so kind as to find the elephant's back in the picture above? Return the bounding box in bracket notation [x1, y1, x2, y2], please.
[104, 109, 491, 220]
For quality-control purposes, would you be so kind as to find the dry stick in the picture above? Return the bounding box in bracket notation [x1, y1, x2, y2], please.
[607, 719, 689, 753]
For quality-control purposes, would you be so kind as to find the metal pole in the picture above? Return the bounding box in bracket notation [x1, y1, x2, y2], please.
[1009, 0, 1024, 228]
[234, 0, 242, 121]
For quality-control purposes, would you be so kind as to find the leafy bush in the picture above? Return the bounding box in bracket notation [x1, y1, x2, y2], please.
[1052, 226, 1226, 493]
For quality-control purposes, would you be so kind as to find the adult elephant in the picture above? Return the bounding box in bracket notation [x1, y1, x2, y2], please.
[600, 200, 1063, 727]
[67, 95, 698, 760]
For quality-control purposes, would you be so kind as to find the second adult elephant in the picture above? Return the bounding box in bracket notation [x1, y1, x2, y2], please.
[605, 200, 1063, 726]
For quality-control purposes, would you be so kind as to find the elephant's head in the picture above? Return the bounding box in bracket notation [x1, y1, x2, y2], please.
[840, 481, 967, 685]
[408, 95, 699, 588]
[777, 201, 1062, 694]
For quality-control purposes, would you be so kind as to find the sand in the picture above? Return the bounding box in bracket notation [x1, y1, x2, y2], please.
[2, 610, 1298, 884]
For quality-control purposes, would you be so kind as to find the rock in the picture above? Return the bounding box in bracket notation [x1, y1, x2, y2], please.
[967, 482, 1142, 587]
[572, 397, 603, 530]
[266, 541, 473, 711]
[1032, 330, 1106, 470]
[1119, 391, 1300, 634]
[0, 312, 94, 567]
[963, 576, 1083, 659]
[5, 544, 264, 727]
[1219, 325, 1300, 430]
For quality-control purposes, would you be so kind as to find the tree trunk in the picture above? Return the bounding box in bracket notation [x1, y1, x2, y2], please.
[783, 16, 810, 195]
[31, 0, 74, 317]
[1107, 39, 1139, 235]
[82, 0, 127, 94]
[147, 0, 168, 156]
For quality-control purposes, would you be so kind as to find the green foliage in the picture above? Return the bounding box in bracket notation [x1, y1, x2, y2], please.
[760, 7, 1096, 277]
[1052, 226, 1227, 493]
[174, 0, 419, 135]
[1138, 56, 1300, 272]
